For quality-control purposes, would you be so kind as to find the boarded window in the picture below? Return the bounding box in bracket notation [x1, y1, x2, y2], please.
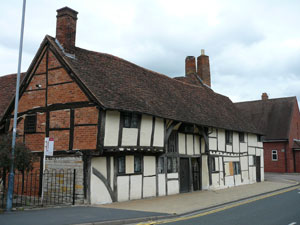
[24, 114, 36, 133]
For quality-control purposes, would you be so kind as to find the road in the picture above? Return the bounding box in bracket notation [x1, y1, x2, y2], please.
[142, 188, 300, 225]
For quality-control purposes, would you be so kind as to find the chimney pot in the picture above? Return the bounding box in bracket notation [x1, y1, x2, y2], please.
[185, 56, 196, 76]
[56, 7, 78, 55]
[197, 52, 211, 87]
[261, 92, 269, 100]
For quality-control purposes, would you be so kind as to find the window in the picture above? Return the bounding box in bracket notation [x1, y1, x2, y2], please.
[168, 131, 177, 153]
[178, 124, 194, 133]
[157, 157, 165, 173]
[134, 156, 142, 173]
[225, 130, 233, 144]
[239, 132, 244, 142]
[167, 157, 178, 173]
[24, 114, 36, 133]
[257, 135, 263, 142]
[211, 157, 217, 172]
[117, 156, 125, 174]
[272, 150, 278, 161]
[253, 156, 256, 166]
[233, 162, 240, 175]
[123, 112, 140, 128]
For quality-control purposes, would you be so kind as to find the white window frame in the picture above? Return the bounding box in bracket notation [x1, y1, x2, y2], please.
[272, 150, 278, 161]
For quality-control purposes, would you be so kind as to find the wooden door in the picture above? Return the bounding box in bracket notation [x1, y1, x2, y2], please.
[180, 158, 190, 193]
[256, 156, 261, 182]
[192, 158, 201, 191]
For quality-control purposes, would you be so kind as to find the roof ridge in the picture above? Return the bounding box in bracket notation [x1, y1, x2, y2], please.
[235, 96, 296, 104]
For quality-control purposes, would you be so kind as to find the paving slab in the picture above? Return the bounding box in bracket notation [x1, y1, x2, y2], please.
[99, 181, 295, 214]
[0, 206, 167, 225]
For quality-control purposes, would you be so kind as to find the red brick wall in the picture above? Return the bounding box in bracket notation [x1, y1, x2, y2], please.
[26, 74, 46, 91]
[48, 68, 72, 85]
[295, 151, 300, 173]
[25, 133, 46, 151]
[35, 52, 46, 74]
[75, 107, 98, 124]
[50, 110, 70, 129]
[48, 51, 61, 69]
[264, 142, 287, 173]
[50, 130, 70, 150]
[73, 126, 97, 150]
[18, 90, 46, 112]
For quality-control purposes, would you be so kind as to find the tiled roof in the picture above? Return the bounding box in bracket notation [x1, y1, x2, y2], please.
[235, 97, 297, 140]
[46, 36, 260, 134]
[0, 73, 25, 121]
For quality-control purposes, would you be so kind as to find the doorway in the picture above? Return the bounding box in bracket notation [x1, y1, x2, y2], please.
[180, 158, 190, 193]
[192, 158, 201, 191]
[256, 156, 261, 182]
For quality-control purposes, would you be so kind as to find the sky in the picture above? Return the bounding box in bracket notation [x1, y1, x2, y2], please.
[1, 0, 300, 103]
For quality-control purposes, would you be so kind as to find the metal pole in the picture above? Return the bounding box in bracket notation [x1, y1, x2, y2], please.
[6, 0, 26, 211]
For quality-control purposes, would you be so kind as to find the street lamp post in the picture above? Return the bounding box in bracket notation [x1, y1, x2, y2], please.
[6, 0, 26, 211]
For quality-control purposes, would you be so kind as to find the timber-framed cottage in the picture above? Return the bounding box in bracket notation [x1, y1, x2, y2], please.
[0, 7, 264, 204]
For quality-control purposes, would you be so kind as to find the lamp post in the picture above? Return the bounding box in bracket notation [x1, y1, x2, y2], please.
[6, 0, 26, 211]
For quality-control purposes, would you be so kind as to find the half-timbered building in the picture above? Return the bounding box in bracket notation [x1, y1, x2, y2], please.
[0, 7, 264, 204]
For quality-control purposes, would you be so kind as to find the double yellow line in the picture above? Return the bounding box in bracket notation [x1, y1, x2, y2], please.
[138, 186, 300, 225]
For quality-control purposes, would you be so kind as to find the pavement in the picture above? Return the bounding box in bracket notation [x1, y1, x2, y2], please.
[0, 173, 299, 225]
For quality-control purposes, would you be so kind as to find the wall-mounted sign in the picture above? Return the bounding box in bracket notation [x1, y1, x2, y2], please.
[44, 137, 54, 156]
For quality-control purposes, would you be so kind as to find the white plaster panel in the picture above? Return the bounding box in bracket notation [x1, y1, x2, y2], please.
[258, 141, 263, 148]
[240, 142, 247, 153]
[153, 118, 164, 147]
[248, 134, 258, 147]
[167, 180, 179, 195]
[202, 155, 209, 189]
[224, 162, 230, 176]
[248, 147, 255, 155]
[215, 157, 219, 171]
[140, 115, 153, 146]
[110, 157, 114, 189]
[143, 176, 156, 198]
[91, 157, 107, 179]
[117, 176, 129, 202]
[209, 137, 217, 151]
[130, 175, 142, 200]
[201, 137, 205, 153]
[158, 174, 166, 196]
[224, 157, 239, 162]
[122, 128, 138, 146]
[104, 111, 120, 146]
[91, 174, 112, 204]
[241, 156, 248, 171]
[249, 156, 254, 166]
[232, 132, 239, 153]
[144, 156, 156, 176]
[187, 134, 194, 155]
[178, 133, 186, 154]
[260, 150, 264, 167]
[167, 173, 178, 179]
[126, 155, 134, 174]
[242, 171, 249, 184]
[194, 136, 200, 155]
[209, 128, 217, 137]
[234, 174, 242, 186]
[261, 168, 264, 181]
[226, 145, 233, 152]
[212, 173, 220, 187]
[219, 157, 223, 172]
[225, 176, 234, 187]
[217, 129, 225, 151]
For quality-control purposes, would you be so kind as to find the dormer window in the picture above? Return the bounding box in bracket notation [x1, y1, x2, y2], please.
[123, 112, 140, 128]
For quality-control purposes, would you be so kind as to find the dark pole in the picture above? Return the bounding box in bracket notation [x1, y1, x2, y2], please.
[6, 0, 26, 211]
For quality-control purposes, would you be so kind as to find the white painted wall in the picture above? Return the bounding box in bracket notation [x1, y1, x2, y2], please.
[104, 111, 120, 146]
[144, 156, 156, 176]
[158, 174, 166, 196]
[130, 175, 142, 200]
[240, 142, 247, 153]
[92, 157, 107, 178]
[209, 138, 217, 151]
[140, 115, 153, 146]
[167, 180, 179, 195]
[226, 145, 233, 152]
[248, 134, 258, 147]
[117, 176, 129, 202]
[218, 129, 225, 151]
[153, 118, 164, 147]
[126, 155, 134, 174]
[122, 128, 138, 146]
[90, 174, 112, 204]
[232, 132, 239, 153]
[178, 133, 186, 154]
[212, 173, 220, 187]
[202, 155, 209, 189]
[201, 137, 205, 153]
[143, 177, 156, 198]
[167, 173, 178, 179]
[194, 136, 200, 155]
[186, 134, 194, 155]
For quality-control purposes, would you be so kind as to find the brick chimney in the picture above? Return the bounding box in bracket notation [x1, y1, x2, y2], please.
[261, 92, 269, 100]
[197, 49, 211, 87]
[56, 7, 78, 55]
[185, 56, 196, 76]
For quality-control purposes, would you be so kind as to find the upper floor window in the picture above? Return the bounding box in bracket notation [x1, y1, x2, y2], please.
[157, 157, 165, 173]
[272, 150, 278, 161]
[257, 135, 263, 142]
[24, 114, 36, 133]
[117, 156, 125, 174]
[167, 131, 177, 153]
[167, 157, 178, 173]
[233, 162, 240, 175]
[134, 155, 142, 173]
[225, 130, 233, 144]
[123, 112, 140, 128]
[239, 132, 245, 142]
[178, 124, 194, 134]
[211, 157, 218, 172]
